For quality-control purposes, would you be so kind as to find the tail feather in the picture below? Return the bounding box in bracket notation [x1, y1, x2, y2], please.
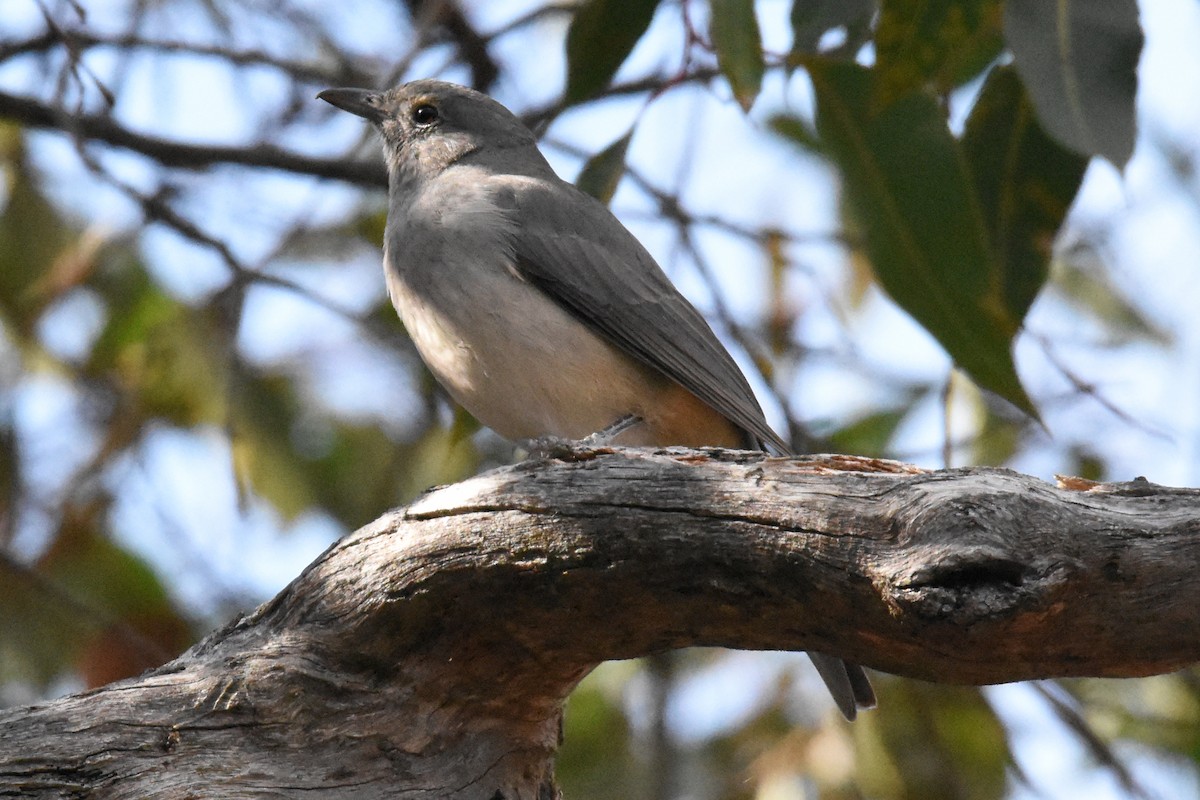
[808, 652, 875, 721]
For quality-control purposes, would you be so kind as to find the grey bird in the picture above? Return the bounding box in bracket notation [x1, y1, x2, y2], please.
[318, 80, 875, 720]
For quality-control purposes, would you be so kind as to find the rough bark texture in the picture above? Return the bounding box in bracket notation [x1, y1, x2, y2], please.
[2, 446, 1198, 798]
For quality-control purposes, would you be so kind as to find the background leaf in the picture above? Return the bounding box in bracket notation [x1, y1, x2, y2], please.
[962, 65, 1090, 329]
[799, 60, 1037, 417]
[874, 0, 1004, 101]
[1004, 0, 1143, 167]
[790, 0, 878, 56]
[576, 129, 634, 204]
[564, 0, 661, 105]
[710, 0, 765, 111]
[862, 682, 1012, 800]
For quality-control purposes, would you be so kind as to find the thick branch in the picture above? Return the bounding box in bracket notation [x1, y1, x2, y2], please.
[1, 447, 1197, 798]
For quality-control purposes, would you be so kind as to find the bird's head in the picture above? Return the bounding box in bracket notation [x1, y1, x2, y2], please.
[318, 80, 541, 179]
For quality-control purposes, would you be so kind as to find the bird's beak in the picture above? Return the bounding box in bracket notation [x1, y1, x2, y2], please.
[317, 87, 386, 123]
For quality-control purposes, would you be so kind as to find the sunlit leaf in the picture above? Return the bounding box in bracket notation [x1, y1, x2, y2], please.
[711, 0, 765, 111]
[962, 66, 1089, 330]
[970, 399, 1023, 467]
[558, 665, 643, 800]
[304, 422, 404, 520]
[1004, 0, 1143, 167]
[576, 129, 633, 205]
[87, 265, 229, 427]
[874, 0, 1004, 102]
[800, 60, 1038, 418]
[564, 0, 661, 105]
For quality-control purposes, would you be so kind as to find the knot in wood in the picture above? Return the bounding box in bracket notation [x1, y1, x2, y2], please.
[882, 483, 1060, 626]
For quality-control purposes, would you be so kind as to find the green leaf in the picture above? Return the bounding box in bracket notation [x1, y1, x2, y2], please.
[87, 264, 228, 427]
[710, 0, 765, 111]
[0, 559, 82, 687]
[575, 129, 633, 204]
[1004, 0, 1143, 167]
[768, 114, 823, 153]
[802, 60, 1037, 418]
[791, 0, 877, 56]
[395, 410, 482, 502]
[0, 127, 74, 330]
[564, 0, 661, 105]
[962, 66, 1089, 327]
[971, 400, 1023, 466]
[28, 506, 193, 688]
[874, 0, 1004, 101]
[558, 665, 642, 799]
[865, 682, 1011, 800]
[826, 405, 912, 456]
[1052, 258, 1169, 345]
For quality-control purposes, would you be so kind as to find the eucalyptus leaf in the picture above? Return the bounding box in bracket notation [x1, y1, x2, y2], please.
[565, 0, 661, 104]
[791, 0, 877, 55]
[962, 66, 1089, 327]
[1005, 0, 1142, 167]
[576, 129, 634, 205]
[874, 0, 1004, 100]
[710, 0, 765, 111]
[801, 60, 1038, 418]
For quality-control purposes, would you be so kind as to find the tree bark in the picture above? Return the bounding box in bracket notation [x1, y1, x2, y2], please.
[2, 446, 1198, 799]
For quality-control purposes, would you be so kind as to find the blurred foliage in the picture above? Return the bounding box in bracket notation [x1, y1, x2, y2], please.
[1004, 0, 1142, 168]
[0, 0, 1194, 798]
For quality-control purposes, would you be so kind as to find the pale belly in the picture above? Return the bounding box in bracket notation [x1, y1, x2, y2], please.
[384, 259, 744, 448]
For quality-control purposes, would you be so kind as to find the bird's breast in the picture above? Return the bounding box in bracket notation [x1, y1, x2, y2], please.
[384, 249, 668, 441]
[382, 174, 746, 448]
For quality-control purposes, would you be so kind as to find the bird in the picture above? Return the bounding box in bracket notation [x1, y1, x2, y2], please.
[318, 79, 875, 720]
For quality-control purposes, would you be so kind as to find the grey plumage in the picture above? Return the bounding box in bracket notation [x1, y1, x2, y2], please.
[497, 180, 789, 453]
[319, 79, 874, 720]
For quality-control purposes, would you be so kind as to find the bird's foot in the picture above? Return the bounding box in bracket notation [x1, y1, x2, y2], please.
[519, 415, 644, 459]
[581, 414, 642, 445]
[520, 434, 580, 459]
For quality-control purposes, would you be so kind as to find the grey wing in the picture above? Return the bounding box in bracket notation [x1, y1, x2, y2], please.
[501, 179, 877, 719]
[499, 178, 789, 453]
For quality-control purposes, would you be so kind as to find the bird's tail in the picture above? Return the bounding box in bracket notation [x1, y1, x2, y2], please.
[808, 652, 876, 721]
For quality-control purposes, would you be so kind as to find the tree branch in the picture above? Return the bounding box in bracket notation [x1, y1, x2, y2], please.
[0, 69, 722, 189]
[0, 29, 378, 87]
[1, 447, 1196, 798]
[0, 90, 389, 186]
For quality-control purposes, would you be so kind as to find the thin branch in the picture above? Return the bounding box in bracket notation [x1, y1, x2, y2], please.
[0, 26, 378, 87]
[1031, 331, 1170, 441]
[1031, 682, 1150, 800]
[0, 90, 390, 185]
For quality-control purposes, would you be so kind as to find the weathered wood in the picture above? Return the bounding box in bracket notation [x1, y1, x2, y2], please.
[2, 446, 1198, 798]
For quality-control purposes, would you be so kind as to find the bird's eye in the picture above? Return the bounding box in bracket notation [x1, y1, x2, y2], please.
[411, 104, 439, 126]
